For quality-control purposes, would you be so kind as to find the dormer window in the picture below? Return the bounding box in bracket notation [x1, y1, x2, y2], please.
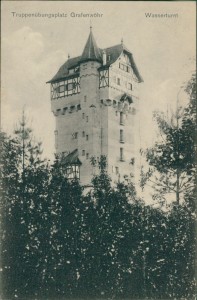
[107, 55, 111, 61]
[68, 69, 74, 75]
[74, 66, 79, 72]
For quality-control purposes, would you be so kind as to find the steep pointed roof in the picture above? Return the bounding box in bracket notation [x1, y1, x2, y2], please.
[47, 31, 143, 83]
[80, 27, 102, 63]
[62, 149, 82, 166]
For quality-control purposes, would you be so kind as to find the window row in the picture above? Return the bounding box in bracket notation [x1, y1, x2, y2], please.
[82, 62, 95, 70]
[82, 150, 89, 159]
[119, 63, 131, 73]
[72, 132, 89, 140]
[65, 165, 80, 179]
[51, 77, 80, 100]
[117, 77, 132, 90]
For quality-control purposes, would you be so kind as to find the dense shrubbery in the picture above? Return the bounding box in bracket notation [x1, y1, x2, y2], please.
[0, 135, 195, 299]
[0, 75, 196, 299]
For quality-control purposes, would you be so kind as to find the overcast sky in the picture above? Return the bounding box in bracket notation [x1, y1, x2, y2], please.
[1, 1, 196, 160]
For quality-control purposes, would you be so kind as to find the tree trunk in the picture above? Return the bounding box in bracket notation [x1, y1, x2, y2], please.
[176, 169, 180, 204]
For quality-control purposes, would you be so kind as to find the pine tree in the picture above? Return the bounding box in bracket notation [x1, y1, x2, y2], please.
[0, 112, 50, 299]
[140, 74, 196, 299]
[143, 73, 196, 205]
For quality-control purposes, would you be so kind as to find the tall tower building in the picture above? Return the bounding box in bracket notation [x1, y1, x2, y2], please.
[47, 27, 143, 185]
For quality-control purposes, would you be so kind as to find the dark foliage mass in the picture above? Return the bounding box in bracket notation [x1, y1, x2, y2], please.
[0, 75, 196, 299]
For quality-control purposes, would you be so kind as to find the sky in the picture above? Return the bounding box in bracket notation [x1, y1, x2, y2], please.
[1, 1, 196, 161]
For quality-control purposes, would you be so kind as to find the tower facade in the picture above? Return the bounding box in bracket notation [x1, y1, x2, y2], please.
[47, 28, 143, 185]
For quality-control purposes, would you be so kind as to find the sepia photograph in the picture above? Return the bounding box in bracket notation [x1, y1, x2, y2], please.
[1, 1, 196, 299]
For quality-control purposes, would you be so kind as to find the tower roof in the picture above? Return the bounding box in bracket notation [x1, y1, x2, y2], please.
[47, 30, 143, 83]
[80, 27, 102, 63]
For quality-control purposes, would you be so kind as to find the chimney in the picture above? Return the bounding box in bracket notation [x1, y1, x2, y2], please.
[102, 50, 106, 66]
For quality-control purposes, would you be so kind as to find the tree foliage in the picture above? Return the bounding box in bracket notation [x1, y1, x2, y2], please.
[1, 84, 196, 300]
[142, 73, 196, 205]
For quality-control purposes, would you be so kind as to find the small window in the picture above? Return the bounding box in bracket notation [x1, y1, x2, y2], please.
[120, 148, 124, 161]
[86, 135, 89, 141]
[128, 83, 132, 90]
[107, 55, 111, 61]
[68, 69, 74, 75]
[82, 131, 85, 137]
[86, 153, 89, 159]
[59, 85, 65, 93]
[117, 78, 120, 86]
[86, 116, 88, 122]
[54, 130, 58, 135]
[82, 150, 85, 156]
[130, 158, 135, 165]
[120, 129, 124, 143]
[82, 113, 85, 119]
[84, 96, 87, 102]
[115, 167, 119, 175]
[73, 132, 78, 139]
[56, 109, 61, 115]
[63, 107, 68, 114]
[65, 83, 74, 91]
[120, 112, 124, 125]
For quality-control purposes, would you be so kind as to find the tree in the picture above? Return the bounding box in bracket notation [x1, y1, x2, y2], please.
[142, 73, 196, 205]
[139, 74, 196, 299]
[87, 157, 146, 299]
[43, 156, 95, 299]
[0, 112, 50, 299]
